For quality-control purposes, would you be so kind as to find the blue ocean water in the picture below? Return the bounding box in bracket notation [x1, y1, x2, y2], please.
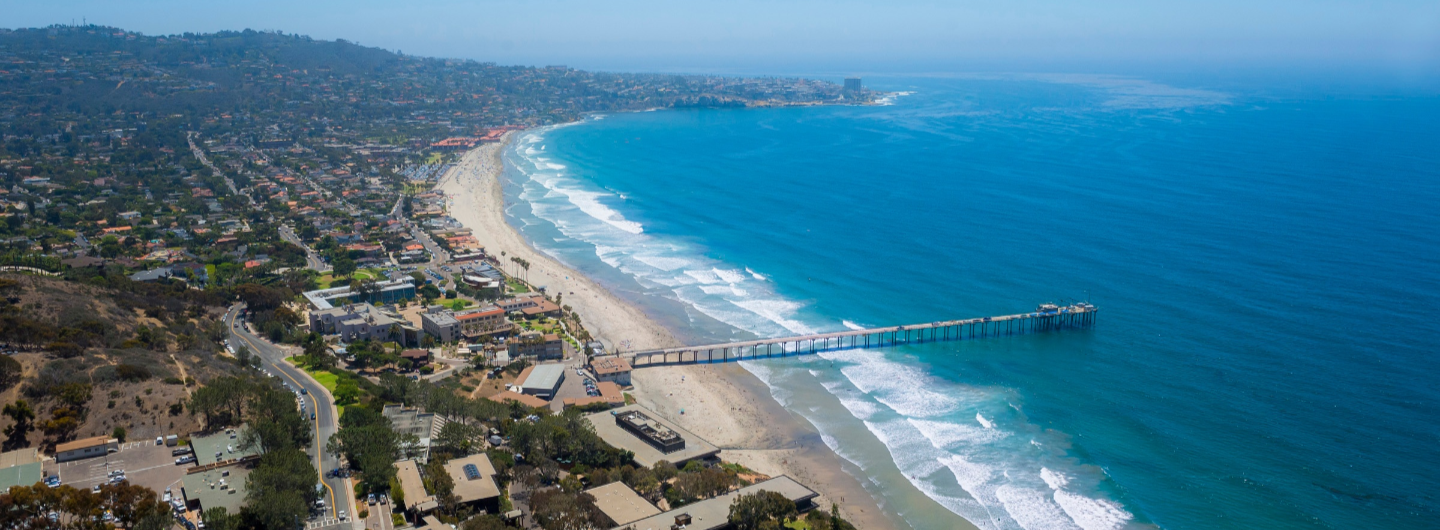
[495, 75, 1440, 530]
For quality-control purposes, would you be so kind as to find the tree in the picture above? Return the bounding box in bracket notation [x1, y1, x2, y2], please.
[433, 421, 478, 457]
[528, 489, 608, 530]
[2, 399, 35, 449]
[0, 355, 20, 392]
[728, 490, 797, 530]
[326, 407, 414, 494]
[332, 255, 357, 278]
[243, 448, 319, 529]
[112, 426, 127, 442]
[200, 506, 241, 530]
[461, 515, 513, 530]
[333, 379, 360, 405]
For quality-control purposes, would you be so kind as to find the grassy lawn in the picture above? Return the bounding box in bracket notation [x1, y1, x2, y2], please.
[317, 268, 384, 289]
[284, 358, 347, 415]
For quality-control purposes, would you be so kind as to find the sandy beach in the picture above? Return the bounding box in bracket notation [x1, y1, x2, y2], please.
[437, 134, 900, 530]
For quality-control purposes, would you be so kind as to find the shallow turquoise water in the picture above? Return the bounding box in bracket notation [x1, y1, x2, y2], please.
[496, 75, 1440, 529]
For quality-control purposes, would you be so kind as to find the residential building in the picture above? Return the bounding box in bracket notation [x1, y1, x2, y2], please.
[562, 381, 624, 410]
[54, 436, 118, 462]
[394, 454, 500, 515]
[455, 306, 511, 340]
[507, 331, 563, 360]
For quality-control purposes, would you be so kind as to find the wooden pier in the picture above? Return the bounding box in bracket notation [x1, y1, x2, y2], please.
[625, 303, 1097, 368]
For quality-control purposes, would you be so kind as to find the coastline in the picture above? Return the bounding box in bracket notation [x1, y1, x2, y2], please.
[437, 132, 906, 530]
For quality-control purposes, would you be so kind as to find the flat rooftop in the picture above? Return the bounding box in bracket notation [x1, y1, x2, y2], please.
[191, 427, 262, 467]
[584, 405, 719, 468]
[442, 454, 500, 504]
[395, 459, 437, 512]
[520, 363, 565, 393]
[587, 482, 661, 527]
[182, 463, 253, 514]
[615, 476, 817, 530]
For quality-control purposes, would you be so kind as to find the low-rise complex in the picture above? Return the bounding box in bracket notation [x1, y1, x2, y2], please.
[54, 436, 118, 463]
[309, 303, 422, 347]
[585, 405, 720, 467]
[516, 364, 566, 399]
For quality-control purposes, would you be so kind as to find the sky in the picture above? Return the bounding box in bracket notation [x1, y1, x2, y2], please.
[4, 0, 1439, 80]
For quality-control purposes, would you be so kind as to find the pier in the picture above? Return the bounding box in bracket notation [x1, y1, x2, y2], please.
[625, 303, 1097, 368]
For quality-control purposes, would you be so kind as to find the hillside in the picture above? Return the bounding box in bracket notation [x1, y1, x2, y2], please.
[0, 272, 246, 450]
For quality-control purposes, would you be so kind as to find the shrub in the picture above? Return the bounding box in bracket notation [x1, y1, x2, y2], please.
[115, 364, 152, 381]
[164, 377, 184, 385]
[46, 342, 84, 359]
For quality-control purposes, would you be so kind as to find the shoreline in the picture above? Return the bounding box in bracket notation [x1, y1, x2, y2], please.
[436, 132, 904, 530]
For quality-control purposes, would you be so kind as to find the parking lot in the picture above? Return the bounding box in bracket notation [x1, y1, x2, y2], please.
[44, 439, 190, 496]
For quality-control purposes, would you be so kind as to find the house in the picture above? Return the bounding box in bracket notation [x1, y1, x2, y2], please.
[393, 454, 500, 515]
[401, 349, 431, 367]
[54, 436, 119, 462]
[127, 267, 174, 282]
[590, 356, 634, 386]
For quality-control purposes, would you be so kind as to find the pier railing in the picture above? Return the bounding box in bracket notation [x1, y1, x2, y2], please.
[624, 303, 1096, 368]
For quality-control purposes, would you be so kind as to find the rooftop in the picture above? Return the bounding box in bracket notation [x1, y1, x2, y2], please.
[181, 463, 254, 514]
[441, 453, 500, 504]
[615, 476, 817, 530]
[519, 363, 566, 393]
[191, 427, 262, 467]
[591, 356, 632, 376]
[585, 405, 720, 467]
[394, 459, 437, 512]
[487, 391, 549, 409]
[587, 482, 661, 526]
[54, 436, 114, 453]
[0, 449, 41, 492]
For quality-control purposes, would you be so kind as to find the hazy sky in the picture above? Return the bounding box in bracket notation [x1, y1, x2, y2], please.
[4, 0, 1438, 77]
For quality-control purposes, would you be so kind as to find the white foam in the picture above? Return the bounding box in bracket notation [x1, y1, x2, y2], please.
[842, 320, 867, 331]
[683, 269, 725, 284]
[995, 485, 1084, 530]
[832, 353, 960, 418]
[1040, 467, 1070, 490]
[977, 413, 996, 429]
[1053, 491, 1133, 530]
[732, 299, 816, 336]
[909, 418, 1008, 449]
[745, 267, 768, 281]
[632, 254, 689, 272]
[713, 268, 747, 284]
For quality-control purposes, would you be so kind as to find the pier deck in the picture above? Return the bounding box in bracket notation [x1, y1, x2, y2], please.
[624, 303, 1097, 368]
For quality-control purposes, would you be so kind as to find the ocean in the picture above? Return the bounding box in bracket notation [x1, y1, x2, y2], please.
[493, 75, 1440, 530]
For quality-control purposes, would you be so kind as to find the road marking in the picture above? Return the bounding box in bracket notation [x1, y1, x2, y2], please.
[230, 309, 339, 519]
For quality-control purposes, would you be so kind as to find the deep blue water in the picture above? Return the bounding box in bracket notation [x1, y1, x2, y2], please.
[496, 75, 1440, 530]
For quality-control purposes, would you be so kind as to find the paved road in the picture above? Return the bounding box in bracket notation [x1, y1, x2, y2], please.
[280, 224, 332, 272]
[224, 305, 353, 529]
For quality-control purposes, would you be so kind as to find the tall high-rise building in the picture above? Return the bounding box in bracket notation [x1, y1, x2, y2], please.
[844, 77, 862, 92]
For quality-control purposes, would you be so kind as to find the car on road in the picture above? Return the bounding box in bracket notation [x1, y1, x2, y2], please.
[339, 510, 346, 520]
[368, 493, 375, 505]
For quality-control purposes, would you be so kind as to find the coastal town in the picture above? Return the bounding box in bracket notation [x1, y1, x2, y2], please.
[0, 25, 871, 530]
